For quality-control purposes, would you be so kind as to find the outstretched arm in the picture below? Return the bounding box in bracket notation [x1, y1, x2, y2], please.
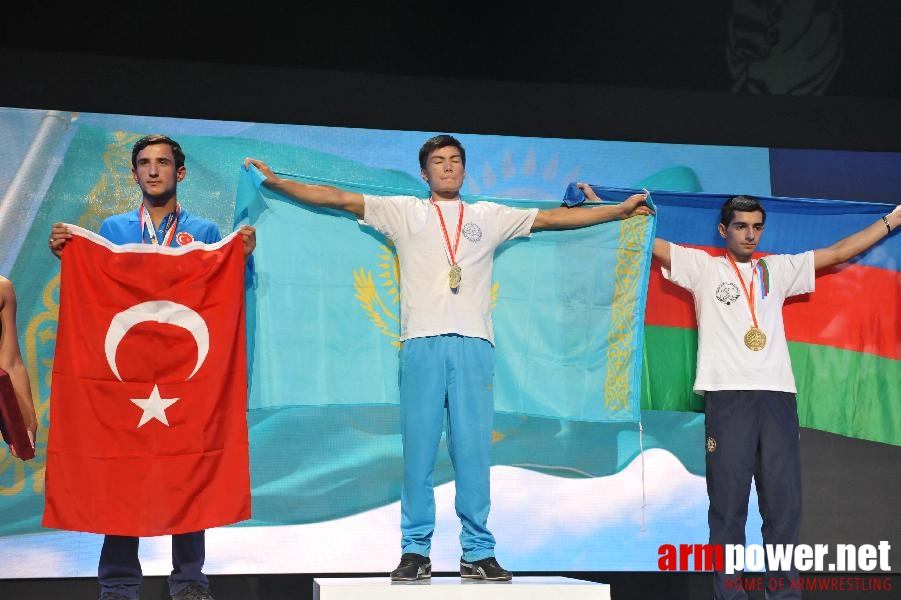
[813, 205, 900, 270]
[531, 183, 652, 231]
[0, 278, 36, 457]
[243, 158, 366, 219]
[652, 238, 672, 270]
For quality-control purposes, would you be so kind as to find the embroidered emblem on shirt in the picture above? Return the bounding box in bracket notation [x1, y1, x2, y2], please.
[462, 222, 483, 243]
[706, 436, 717, 453]
[715, 282, 741, 305]
[175, 232, 195, 246]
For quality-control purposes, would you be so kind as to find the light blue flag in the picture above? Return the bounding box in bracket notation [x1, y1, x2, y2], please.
[1, 120, 669, 537]
[238, 167, 656, 422]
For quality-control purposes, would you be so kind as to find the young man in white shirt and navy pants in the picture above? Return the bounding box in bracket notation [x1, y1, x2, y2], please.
[651, 195, 899, 600]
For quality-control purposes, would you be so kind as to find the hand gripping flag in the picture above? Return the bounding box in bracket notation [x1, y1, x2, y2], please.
[42, 227, 250, 536]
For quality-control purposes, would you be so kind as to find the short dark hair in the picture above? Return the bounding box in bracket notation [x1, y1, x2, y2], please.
[418, 134, 466, 169]
[131, 134, 186, 169]
[720, 195, 766, 227]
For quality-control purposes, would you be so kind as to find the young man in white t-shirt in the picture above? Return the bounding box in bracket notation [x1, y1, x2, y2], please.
[650, 195, 900, 600]
[244, 135, 650, 581]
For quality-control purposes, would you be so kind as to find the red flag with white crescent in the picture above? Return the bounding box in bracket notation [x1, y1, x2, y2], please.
[43, 226, 250, 536]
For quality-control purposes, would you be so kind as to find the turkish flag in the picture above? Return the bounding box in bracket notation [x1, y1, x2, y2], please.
[43, 226, 251, 536]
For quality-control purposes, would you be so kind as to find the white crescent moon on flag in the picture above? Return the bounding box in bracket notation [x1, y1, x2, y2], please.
[104, 300, 210, 381]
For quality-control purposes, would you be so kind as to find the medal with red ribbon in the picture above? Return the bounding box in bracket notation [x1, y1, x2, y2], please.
[725, 251, 767, 351]
[430, 198, 464, 290]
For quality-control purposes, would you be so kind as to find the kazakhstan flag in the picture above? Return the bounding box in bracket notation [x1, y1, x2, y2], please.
[1, 120, 675, 536]
[237, 166, 655, 423]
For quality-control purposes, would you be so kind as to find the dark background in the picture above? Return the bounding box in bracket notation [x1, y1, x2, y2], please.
[3, 3, 900, 95]
[1, 2, 899, 598]
[3, 1, 901, 150]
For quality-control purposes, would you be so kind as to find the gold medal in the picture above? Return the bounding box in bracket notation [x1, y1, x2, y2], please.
[431, 197, 465, 292]
[449, 264, 462, 290]
[744, 326, 766, 351]
[725, 252, 768, 353]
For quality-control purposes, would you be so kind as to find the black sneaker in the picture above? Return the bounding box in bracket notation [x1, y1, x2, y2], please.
[460, 556, 513, 581]
[390, 553, 432, 581]
[100, 593, 134, 600]
[171, 583, 215, 600]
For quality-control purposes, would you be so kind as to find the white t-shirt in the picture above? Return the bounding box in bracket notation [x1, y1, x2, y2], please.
[662, 243, 815, 394]
[362, 195, 538, 344]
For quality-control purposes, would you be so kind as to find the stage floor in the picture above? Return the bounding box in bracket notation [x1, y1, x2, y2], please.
[2, 572, 896, 600]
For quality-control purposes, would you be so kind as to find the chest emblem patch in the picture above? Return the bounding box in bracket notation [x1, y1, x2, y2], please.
[715, 282, 741, 306]
[462, 222, 482, 243]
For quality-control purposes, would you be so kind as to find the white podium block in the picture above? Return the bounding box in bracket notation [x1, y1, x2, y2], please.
[313, 576, 610, 600]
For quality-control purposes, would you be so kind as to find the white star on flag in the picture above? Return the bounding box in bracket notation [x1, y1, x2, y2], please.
[131, 385, 180, 427]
